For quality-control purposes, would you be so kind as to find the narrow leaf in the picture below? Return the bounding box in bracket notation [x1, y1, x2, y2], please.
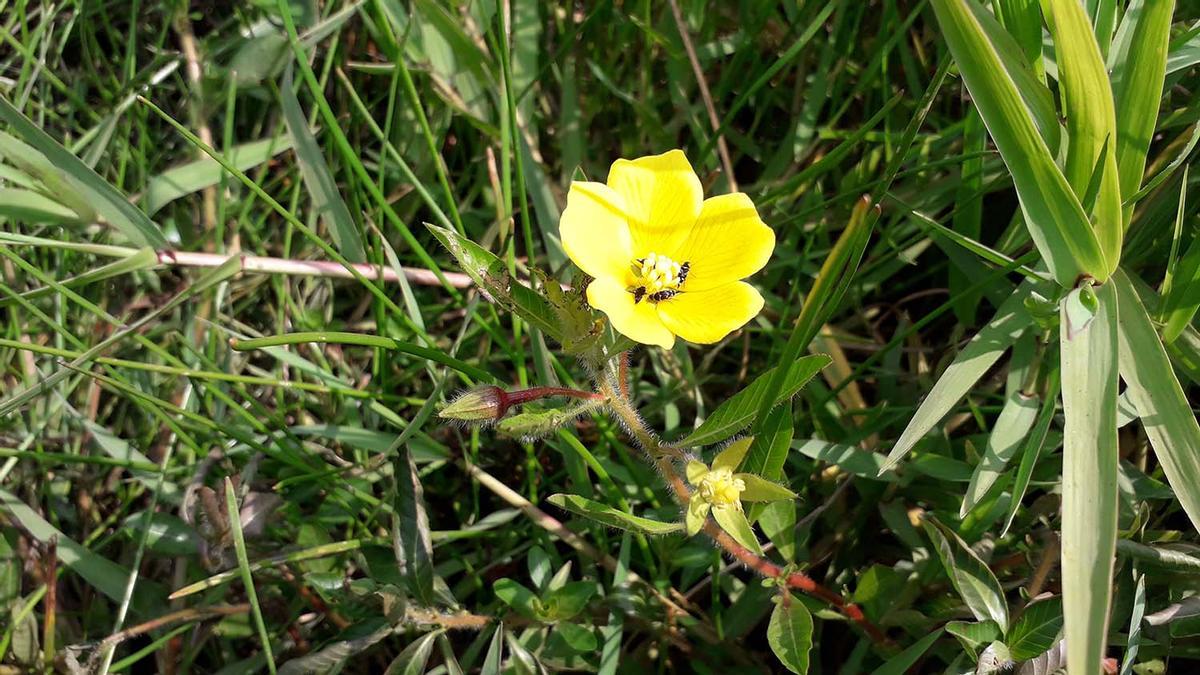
[547, 494, 683, 535]
[143, 134, 293, 215]
[1114, 271, 1200, 532]
[1060, 281, 1119, 675]
[961, 392, 1040, 517]
[923, 519, 1009, 631]
[882, 281, 1035, 471]
[393, 445, 436, 606]
[683, 355, 830, 448]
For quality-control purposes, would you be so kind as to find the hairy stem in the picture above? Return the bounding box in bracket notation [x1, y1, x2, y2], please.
[596, 357, 889, 645]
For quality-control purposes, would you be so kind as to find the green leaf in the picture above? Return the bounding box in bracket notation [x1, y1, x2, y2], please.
[767, 593, 814, 674]
[0, 187, 83, 223]
[493, 579, 539, 620]
[737, 474, 797, 502]
[1002, 371, 1061, 535]
[121, 512, 201, 557]
[393, 445, 436, 606]
[711, 504, 762, 555]
[278, 621, 396, 675]
[1115, 272, 1200, 533]
[0, 96, 166, 248]
[945, 619, 1001, 657]
[712, 437, 754, 472]
[1044, 0, 1123, 267]
[960, 392, 1039, 517]
[1116, 538, 1200, 572]
[546, 494, 683, 535]
[386, 630, 443, 675]
[742, 405, 794, 482]
[882, 281, 1035, 471]
[1121, 571, 1146, 675]
[544, 582, 595, 621]
[868, 629, 943, 675]
[758, 499, 797, 563]
[279, 67, 365, 262]
[929, 0, 1108, 287]
[1007, 596, 1064, 661]
[795, 439, 896, 482]
[923, 518, 1009, 631]
[682, 355, 830, 448]
[553, 622, 598, 653]
[426, 223, 563, 342]
[1110, 0, 1176, 219]
[1161, 182, 1200, 344]
[1060, 280, 1119, 675]
[143, 134, 293, 215]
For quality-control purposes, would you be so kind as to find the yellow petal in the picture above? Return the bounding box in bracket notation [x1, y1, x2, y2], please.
[586, 276, 675, 349]
[559, 181, 634, 279]
[657, 282, 764, 344]
[606, 150, 702, 257]
[675, 193, 774, 291]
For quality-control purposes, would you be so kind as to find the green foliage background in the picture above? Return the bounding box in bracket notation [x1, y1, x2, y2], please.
[0, 0, 1198, 672]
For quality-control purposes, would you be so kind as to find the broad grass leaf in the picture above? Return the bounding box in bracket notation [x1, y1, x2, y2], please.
[794, 439, 896, 482]
[882, 281, 1036, 471]
[0, 97, 166, 248]
[0, 187, 82, 223]
[1007, 597, 1064, 660]
[682, 355, 829, 448]
[1116, 539, 1200, 572]
[1115, 271, 1200, 533]
[547, 494, 683, 535]
[280, 67, 365, 262]
[1044, 0, 1123, 267]
[960, 392, 1039, 517]
[768, 593, 813, 674]
[929, 0, 1108, 287]
[1002, 372, 1060, 535]
[1060, 281, 1119, 675]
[923, 519, 1009, 631]
[143, 134, 293, 215]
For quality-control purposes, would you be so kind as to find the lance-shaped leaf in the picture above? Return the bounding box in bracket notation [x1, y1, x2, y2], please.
[394, 445, 436, 606]
[768, 593, 814, 675]
[960, 392, 1040, 517]
[1007, 596, 1064, 660]
[1060, 281, 1119, 675]
[1044, 0, 1123, 270]
[547, 494, 683, 535]
[929, 0, 1108, 287]
[923, 518, 1009, 631]
[1114, 271, 1200, 533]
[882, 281, 1035, 471]
[681, 355, 829, 448]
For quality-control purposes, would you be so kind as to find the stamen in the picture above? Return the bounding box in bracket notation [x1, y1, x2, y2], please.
[628, 251, 689, 303]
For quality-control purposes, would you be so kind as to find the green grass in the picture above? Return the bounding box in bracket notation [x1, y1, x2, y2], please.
[1, 1, 1199, 673]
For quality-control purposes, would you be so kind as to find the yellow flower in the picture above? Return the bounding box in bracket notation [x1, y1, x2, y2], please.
[559, 150, 775, 348]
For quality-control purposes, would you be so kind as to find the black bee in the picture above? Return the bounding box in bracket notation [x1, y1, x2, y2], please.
[678, 262, 690, 284]
[648, 289, 678, 302]
[632, 286, 647, 304]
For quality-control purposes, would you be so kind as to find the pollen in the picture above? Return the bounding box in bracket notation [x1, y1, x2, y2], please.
[698, 467, 745, 507]
[630, 252, 689, 303]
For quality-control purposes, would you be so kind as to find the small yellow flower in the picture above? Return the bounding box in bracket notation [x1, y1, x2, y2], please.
[559, 150, 775, 348]
[684, 437, 798, 555]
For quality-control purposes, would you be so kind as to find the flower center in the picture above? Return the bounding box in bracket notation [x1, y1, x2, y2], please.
[698, 467, 745, 507]
[629, 252, 690, 304]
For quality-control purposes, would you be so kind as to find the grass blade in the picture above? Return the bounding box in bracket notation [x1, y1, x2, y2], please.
[225, 477, 277, 674]
[881, 281, 1035, 471]
[1059, 280, 1119, 675]
[1114, 271, 1200, 533]
[930, 0, 1108, 286]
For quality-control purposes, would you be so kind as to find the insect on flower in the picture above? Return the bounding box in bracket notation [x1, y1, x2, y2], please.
[558, 150, 775, 348]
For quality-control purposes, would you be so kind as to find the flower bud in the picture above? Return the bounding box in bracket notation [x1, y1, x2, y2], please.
[439, 386, 509, 422]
